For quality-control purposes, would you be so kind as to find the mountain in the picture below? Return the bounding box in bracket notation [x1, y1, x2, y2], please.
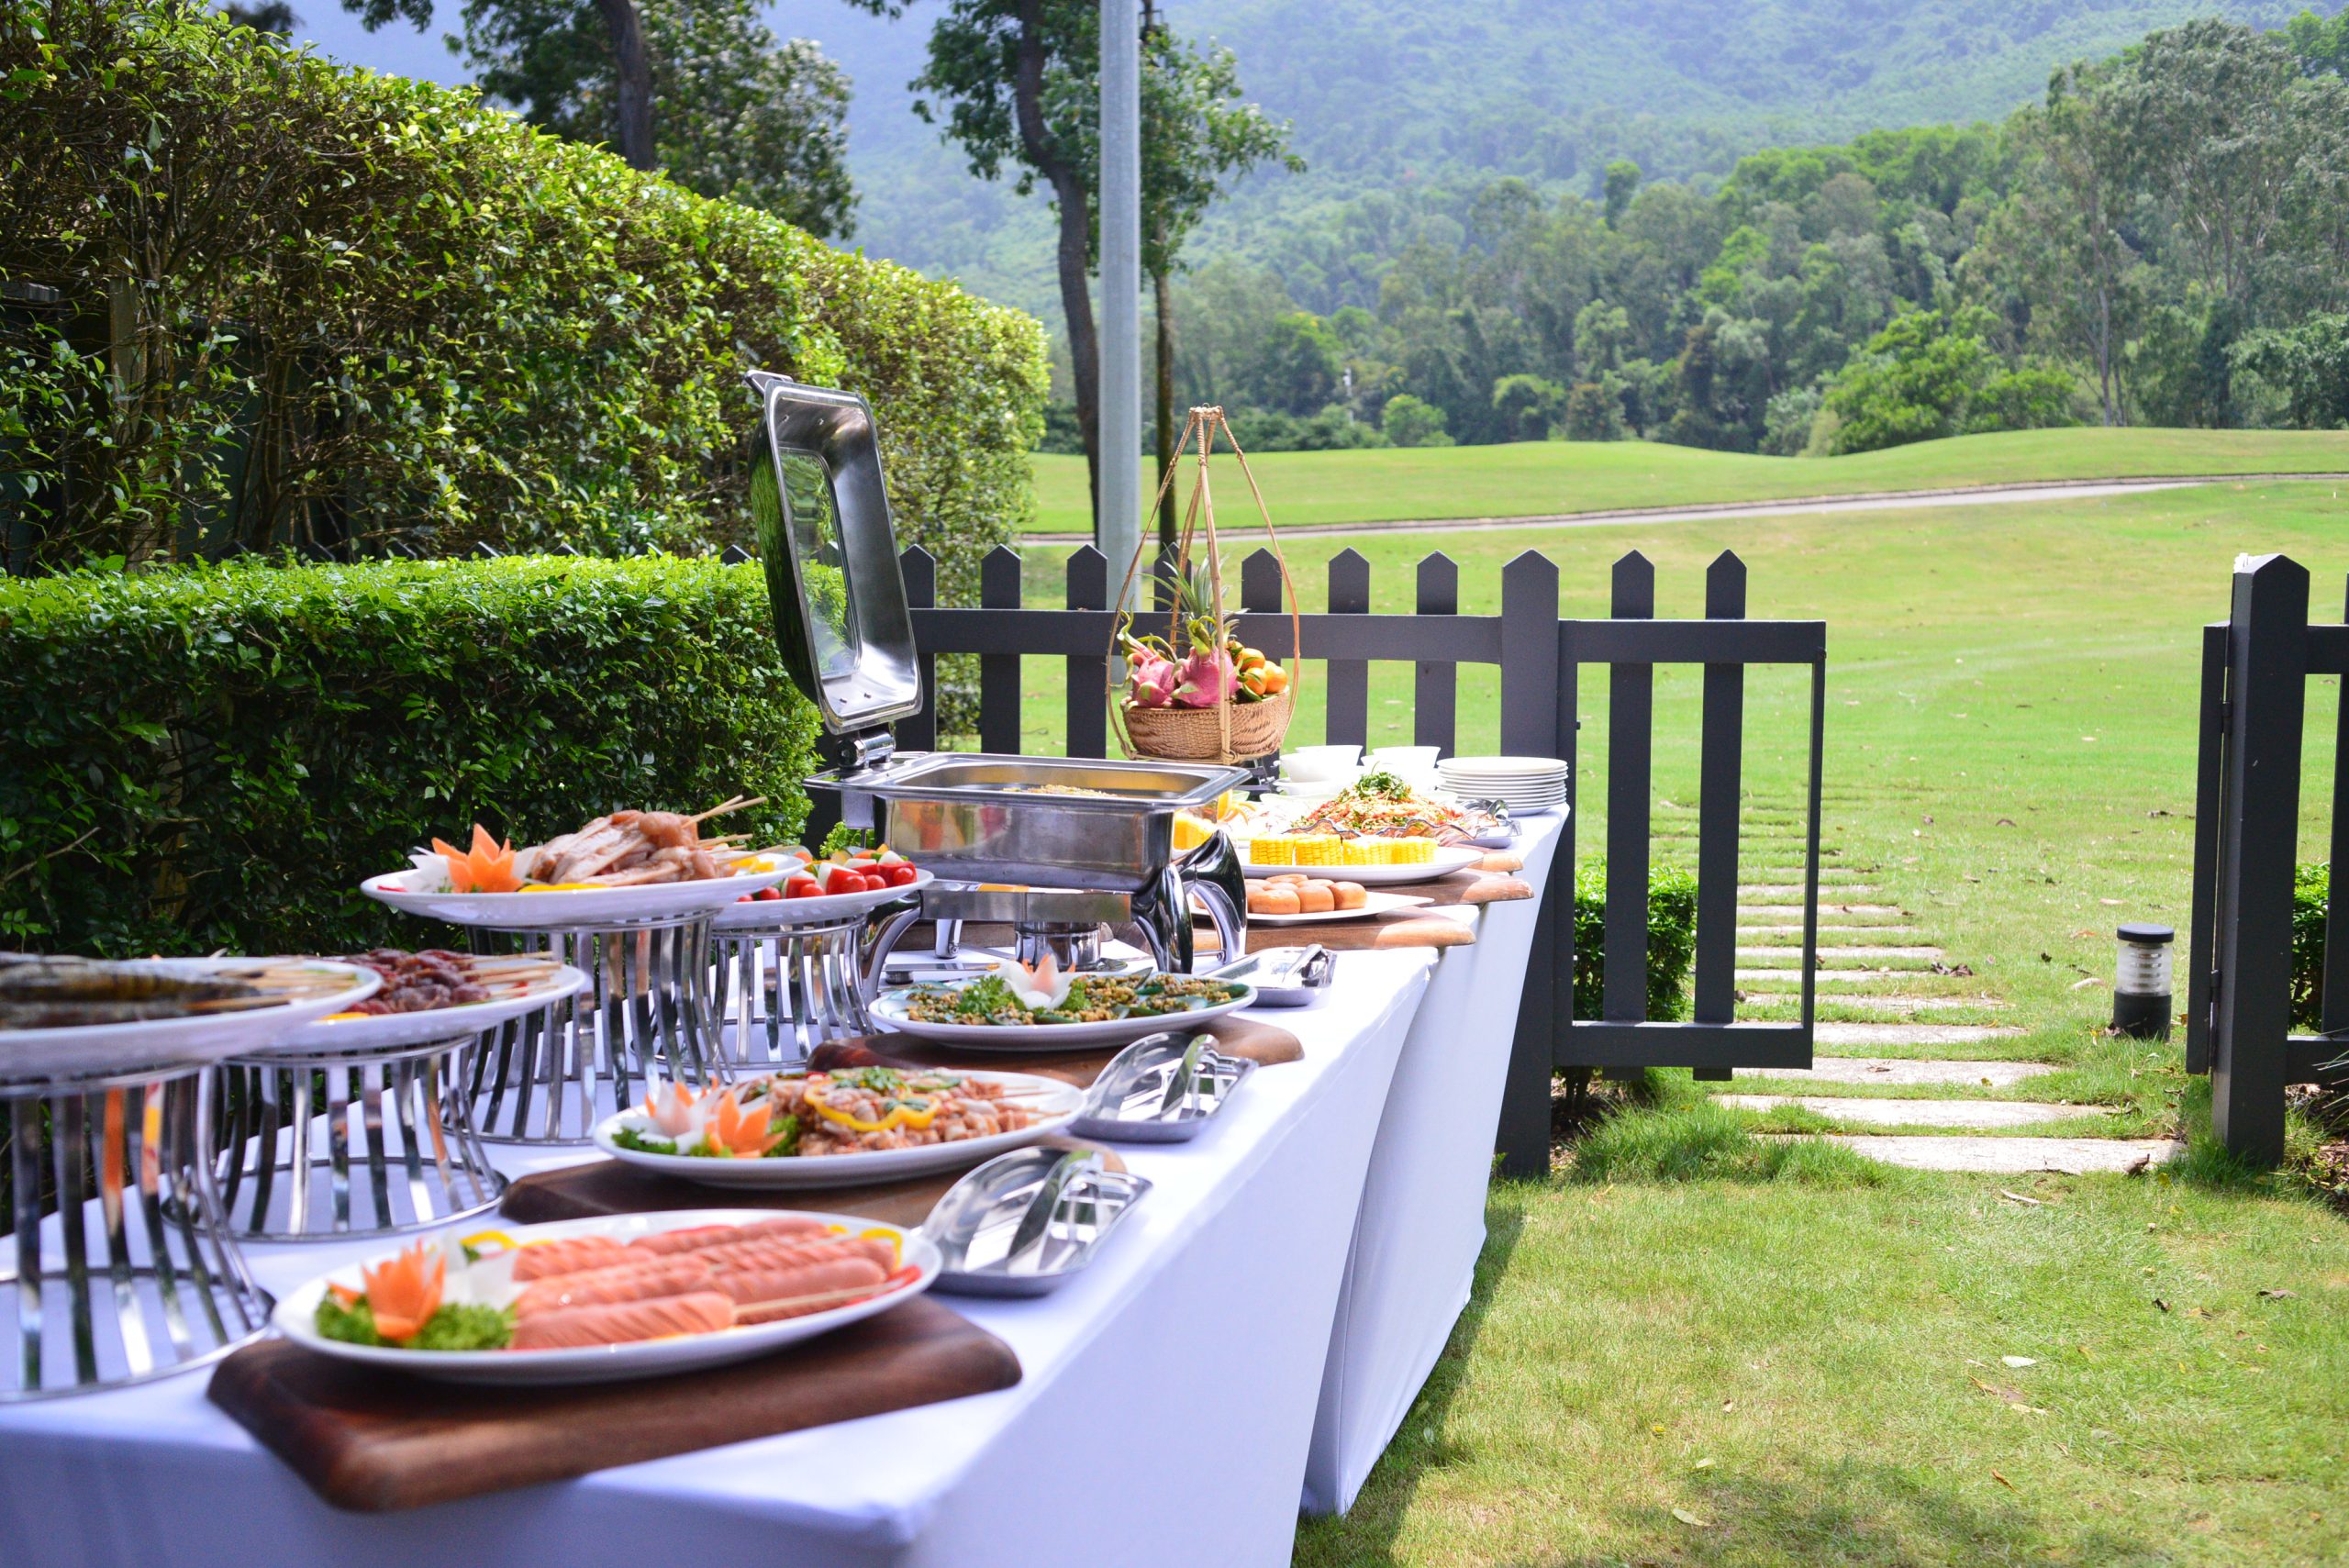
[290, 0, 2334, 322]
[813, 0, 2326, 323]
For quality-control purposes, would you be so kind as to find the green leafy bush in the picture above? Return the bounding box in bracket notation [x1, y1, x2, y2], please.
[2294, 862, 2329, 1032]
[0, 0, 1045, 616]
[1572, 862, 1700, 1021]
[0, 556, 818, 956]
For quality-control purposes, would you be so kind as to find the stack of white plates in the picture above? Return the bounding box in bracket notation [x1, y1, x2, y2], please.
[1437, 755, 1570, 815]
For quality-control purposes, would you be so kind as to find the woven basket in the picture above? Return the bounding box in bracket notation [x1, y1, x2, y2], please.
[1120, 687, 1294, 763]
[1107, 406, 1302, 767]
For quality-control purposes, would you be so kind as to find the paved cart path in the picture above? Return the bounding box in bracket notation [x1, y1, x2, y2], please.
[1651, 796, 2180, 1172]
[1027, 473, 2349, 544]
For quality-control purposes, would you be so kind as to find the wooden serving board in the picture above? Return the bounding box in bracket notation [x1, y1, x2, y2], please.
[209, 1296, 1019, 1513]
[502, 1133, 1128, 1229]
[1238, 914, 1474, 953]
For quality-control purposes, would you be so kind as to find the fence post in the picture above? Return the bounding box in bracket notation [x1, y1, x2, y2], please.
[1495, 550, 1562, 1179]
[2185, 623, 2230, 1074]
[2323, 574, 2349, 1036]
[1325, 548, 1371, 747]
[978, 546, 1023, 753]
[2210, 553, 2307, 1165]
[1066, 547, 1110, 759]
[1603, 553, 1656, 1029]
[1691, 551, 1746, 1080]
[897, 548, 939, 753]
[1413, 553, 1459, 757]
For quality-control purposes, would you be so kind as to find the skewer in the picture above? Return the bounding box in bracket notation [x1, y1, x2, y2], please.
[690, 795, 767, 824]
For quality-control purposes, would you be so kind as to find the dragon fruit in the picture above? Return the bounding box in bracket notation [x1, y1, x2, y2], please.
[1122, 635, 1178, 707]
[1172, 644, 1238, 708]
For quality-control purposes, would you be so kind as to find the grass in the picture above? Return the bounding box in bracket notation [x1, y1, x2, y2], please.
[1295, 1163, 2349, 1567]
[1026, 427, 2349, 533]
[993, 473, 2349, 1561]
[1018, 477, 2349, 1070]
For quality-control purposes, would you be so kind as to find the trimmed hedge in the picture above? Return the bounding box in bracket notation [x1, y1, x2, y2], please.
[0, 0, 1045, 630]
[2295, 862, 2327, 1031]
[0, 557, 818, 956]
[1573, 862, 1700, 1022]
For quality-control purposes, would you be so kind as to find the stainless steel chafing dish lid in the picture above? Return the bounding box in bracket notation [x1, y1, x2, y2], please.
[811, 752, 1245, 809]
[747, 371, 923, 737]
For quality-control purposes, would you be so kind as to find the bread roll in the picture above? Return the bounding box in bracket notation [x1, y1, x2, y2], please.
[1331, 881, 1367, 909]
[1251, 884, 1301, 916]
[1297, 881, 1335, 914]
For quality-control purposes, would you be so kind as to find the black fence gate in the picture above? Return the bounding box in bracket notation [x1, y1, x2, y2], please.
[2188, 551, 2349, 1164]
[886, 541, 1828, 1178]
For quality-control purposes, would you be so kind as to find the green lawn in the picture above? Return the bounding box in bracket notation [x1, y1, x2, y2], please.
[1296, 1162, 2349, 1567]
[994, 482, 2349, 1562]
[1026, 428, 2349, 533]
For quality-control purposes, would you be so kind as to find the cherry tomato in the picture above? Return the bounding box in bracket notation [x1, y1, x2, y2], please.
[785, 875, 820, 898]
[885, 862, 918, 887]
[756, 884, 784, 901]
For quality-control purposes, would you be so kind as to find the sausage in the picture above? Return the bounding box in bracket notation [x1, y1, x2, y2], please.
[508, 1236, 632, 1282]
[513, 1255, 713, 1317]
[690, 1233, 896, 1275]
[509, 1291, 735, 1350]
[711, 1255, 885, 1307]
[629, 1216, 826, 1256]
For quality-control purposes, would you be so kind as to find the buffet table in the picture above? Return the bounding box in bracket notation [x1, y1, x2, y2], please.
[0, 821, 1561, 1564]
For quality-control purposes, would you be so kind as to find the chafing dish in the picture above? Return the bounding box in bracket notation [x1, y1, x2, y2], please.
[748, 372, 1251, 973]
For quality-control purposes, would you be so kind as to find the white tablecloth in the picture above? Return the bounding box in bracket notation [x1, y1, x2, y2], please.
[1303, 814, 1563, 1515]
[0, 949, 1438, 1568]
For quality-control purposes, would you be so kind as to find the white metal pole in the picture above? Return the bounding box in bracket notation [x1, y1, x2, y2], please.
[1097, 0, 1141, 606]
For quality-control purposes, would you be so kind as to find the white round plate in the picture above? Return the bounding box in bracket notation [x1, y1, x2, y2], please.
[273, 963, 590, 1053]
[273, 1208, 938, 1386]
[710, 870, 934, 932]
[1242, 844, 1484, 884]
[0, 959, 381, 1082]
[1439, 755, 1569, 778]
[870, 981, 1256, 1051]
[362, 866, 791, 929]
[1246, 889, 1431, 926]
[592, 1068, 1084, 1188]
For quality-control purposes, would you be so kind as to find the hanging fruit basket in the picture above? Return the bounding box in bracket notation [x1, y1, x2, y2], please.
[1108, 406, 1302, 765]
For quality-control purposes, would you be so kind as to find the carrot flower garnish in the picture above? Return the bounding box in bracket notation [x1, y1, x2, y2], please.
[431, 824, 524, 894]
[361, 1241, 447, 1342]
[704, 1090, 784, 1158]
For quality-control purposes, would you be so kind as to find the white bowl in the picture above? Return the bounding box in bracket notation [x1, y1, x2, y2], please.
[1284, 744, 1362, 783]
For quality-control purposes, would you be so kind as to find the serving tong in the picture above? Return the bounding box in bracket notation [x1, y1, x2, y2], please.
[1068, 1029, 1257, 1142]
[1207, 944, 1333, 1007]
[924, 1146, 1152, 1297]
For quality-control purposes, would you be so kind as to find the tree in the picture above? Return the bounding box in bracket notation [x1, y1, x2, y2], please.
[1381, 394, 1450, 447]
[2233, 313, 2349, 426]
[914, 1, 1293, 534]
[1490, 373, 1564, 441]
[222, 1, 298, 32]
[340, 0, 881, 197]
[458, 0, 855, 235]
[1242, 312, 1343, 415]
[1602, 159, 1640, 228]
[1561, 382, 1621, 441]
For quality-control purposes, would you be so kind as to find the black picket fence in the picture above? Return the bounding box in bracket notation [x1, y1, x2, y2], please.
[874, 541, 1829, 1177]
[2188, 551, 2349, 1164]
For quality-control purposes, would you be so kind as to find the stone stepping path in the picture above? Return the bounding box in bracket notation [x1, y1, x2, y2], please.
[1702, 804, 2171, 1173]
[1718, 1095, 2115, 1129]
[1750, 1052, 2042, 1084]
[1805, 1136, 2182, 1174]
[1738, 944, 1946, 962]
[1812, 1024, 2025, 1049]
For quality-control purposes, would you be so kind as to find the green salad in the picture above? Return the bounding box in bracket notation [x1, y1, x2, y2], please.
[316, 1296, 515, 1351]
[897, 973, 1247, 1027]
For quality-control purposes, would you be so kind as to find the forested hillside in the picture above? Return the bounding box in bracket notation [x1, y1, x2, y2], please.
[817, 0, 2324, 319]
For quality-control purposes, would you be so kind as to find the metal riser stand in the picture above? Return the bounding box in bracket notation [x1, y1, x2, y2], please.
[209, 1039, 505, 1241]
[714, 906, 918, 1068]
[462, 917, 720, 1144]
[2, 1073, 269, 1400]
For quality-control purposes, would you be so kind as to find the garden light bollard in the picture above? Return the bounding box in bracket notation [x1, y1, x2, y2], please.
[2112, 922, 2175, 1040]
